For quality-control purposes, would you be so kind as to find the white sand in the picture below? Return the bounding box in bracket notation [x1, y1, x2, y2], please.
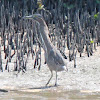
[0, 46, 100, 92]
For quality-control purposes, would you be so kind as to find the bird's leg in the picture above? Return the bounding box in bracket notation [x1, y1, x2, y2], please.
[46, 71, 53, 86]
[55, 71, 57, 86]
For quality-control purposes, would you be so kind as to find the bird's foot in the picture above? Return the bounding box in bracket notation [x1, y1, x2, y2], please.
[45, 84, 48, 87]
[54, 83, 58, 87]
[45, 82, 49, 87]
[74, 64, 76, 68]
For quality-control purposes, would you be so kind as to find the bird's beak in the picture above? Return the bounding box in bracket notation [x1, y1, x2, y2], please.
[22, 15, 33, 19]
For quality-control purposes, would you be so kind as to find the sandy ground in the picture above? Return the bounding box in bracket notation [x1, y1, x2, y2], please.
[0, 46, 100, 99]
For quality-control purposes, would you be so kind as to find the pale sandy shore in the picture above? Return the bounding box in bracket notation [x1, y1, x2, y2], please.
[0, 46, 100, 94]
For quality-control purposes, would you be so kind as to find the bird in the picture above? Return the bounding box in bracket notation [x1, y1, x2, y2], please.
[23, 14, 68, 86]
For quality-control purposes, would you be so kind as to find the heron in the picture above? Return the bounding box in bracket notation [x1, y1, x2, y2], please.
[23, 14, 68, 86]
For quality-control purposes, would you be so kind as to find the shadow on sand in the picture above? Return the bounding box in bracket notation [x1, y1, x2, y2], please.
[28, 85, 59, 90]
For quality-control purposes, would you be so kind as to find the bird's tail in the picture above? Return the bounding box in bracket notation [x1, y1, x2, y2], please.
[62, 66, 68, 72]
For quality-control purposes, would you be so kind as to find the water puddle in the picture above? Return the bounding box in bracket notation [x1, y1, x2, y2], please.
[0, 87, 100, 100]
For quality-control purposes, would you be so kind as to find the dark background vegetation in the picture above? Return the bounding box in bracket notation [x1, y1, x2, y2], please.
[0, 0, 100, 72]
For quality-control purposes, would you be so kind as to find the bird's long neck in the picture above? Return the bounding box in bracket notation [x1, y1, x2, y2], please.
[39, 19, 53, 52]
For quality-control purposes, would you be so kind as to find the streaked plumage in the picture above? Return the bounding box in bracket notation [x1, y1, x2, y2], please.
[23, 14, 68, 86]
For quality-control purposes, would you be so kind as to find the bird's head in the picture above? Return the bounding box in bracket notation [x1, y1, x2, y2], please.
[23, 14, 43, 22]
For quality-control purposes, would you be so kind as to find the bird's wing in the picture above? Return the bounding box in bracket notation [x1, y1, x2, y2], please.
[49, 49, 65, 65]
